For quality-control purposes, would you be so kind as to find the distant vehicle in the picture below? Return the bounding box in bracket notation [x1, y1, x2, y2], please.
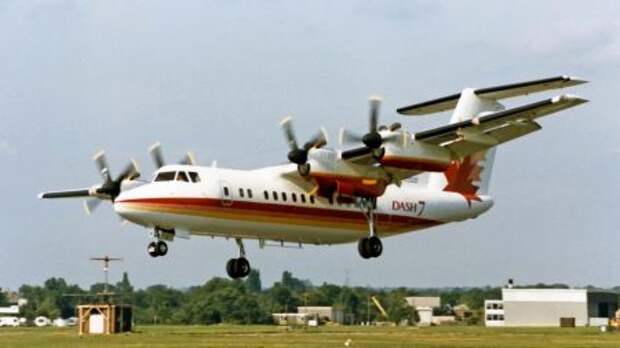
[0, 317, 20, 327]
[39, 76, 588, 279]
[34, 316, 51, 327]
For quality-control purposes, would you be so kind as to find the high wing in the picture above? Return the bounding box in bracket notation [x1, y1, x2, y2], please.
[414, 94, 588, 157]
[397, 76, 586, 116]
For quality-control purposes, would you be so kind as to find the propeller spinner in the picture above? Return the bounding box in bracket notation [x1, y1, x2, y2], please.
[340, 96, 404, 153]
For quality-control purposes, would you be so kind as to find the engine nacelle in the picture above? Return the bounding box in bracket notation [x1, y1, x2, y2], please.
[379, 141, 452, 172]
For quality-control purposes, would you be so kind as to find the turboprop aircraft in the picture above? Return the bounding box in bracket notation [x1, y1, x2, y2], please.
[39, 76, 588, 279]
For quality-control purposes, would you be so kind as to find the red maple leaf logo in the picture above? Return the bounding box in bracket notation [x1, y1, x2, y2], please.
[443, 152, 486, 207]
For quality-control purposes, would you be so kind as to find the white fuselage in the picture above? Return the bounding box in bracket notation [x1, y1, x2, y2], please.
[114, 164, 493, 245]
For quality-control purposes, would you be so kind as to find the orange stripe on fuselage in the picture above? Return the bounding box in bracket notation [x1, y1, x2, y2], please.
[115, 197, 441, 233]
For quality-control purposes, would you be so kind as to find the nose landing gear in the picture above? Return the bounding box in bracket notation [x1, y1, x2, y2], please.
[147, 228, 170, 258]
[147, 240, 168, 257]
[226, 238, 251, 279]
[357, 197, 383, 259]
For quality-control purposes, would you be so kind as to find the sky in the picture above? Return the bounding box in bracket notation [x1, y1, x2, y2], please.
[1, 0, 619, 290]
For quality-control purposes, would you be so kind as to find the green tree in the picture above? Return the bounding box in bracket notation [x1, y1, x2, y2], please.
[116, 272, 133, 297]
[0, 290, 8, 306]
[385, 291, 415, 324]
[269, 283, 299, 313]
[245, 269, 262, 293]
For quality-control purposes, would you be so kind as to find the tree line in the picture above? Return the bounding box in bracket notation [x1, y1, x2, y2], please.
[7, 271, 595, 326]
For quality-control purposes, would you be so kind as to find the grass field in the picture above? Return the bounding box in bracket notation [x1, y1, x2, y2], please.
[0, 325, 619, 348]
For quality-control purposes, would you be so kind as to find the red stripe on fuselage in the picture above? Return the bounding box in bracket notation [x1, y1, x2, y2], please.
[115, 197, 441, 232]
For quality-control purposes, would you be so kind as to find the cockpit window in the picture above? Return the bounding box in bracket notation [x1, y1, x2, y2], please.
[154, 171, 175, 182]
[176, 171, 189, 182]
[188, 172, 201, 183]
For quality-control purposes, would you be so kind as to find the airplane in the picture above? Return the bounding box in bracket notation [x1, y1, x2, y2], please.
[39, 76, 588, 279]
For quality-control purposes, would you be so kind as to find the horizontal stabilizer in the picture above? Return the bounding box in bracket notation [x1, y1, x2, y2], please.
[398, 76, 586, 116]
[414, 94, 588, 157]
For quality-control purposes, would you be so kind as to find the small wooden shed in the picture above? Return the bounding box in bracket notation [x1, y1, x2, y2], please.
[77, 304, 132, 335]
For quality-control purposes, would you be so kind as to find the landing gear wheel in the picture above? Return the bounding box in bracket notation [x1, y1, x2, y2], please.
[156, 241, 168, 256]
[368, 236, 383, 257]
[226, 257, 251, 279]
[148, 242, 159, 257]
[358, 237, 383, 258]
[358, 238, 371, 259]
[226, 258, 237, 278]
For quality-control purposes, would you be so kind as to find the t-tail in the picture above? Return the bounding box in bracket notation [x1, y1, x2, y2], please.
[427, 88, 499, 199]
[411, 76, 588, 201]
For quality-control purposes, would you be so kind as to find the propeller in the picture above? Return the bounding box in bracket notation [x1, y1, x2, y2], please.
[280, 116, 327, 165]
[149, 141, 196, 169]
[39, 150, 140, 215]
[339, 96, 404, 150]
[90, 152, 140, 209]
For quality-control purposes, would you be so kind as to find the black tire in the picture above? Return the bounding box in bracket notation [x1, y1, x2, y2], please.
[368, 236, 383, 258]
[357, 238, 371, 259]
[148, 242, 159, 258]
[236, 257, 251, 277]
[156, 241, 168, 256]
[226, 258, 238, 279]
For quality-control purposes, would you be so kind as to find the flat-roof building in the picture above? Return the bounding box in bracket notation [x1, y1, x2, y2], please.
[485, 288, 618, 327]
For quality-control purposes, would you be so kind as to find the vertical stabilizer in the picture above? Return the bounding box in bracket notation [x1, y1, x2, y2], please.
[428, 89, 502, 197]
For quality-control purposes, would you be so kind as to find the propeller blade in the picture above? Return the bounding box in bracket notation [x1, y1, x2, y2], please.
[149, 142, 165, 169]
[83, 199, 102, 215]
[38, 189, 91, 199]
[369, 96, 382, 133]
[339, 128, 364, 145]
[280, 116, 299, 151]
[303, 128, 328, 151]
[93, 151, 112, 182]
[179, 152, 196, 166]
[115, 159, 140, 182]
[389, 122, 402, 131]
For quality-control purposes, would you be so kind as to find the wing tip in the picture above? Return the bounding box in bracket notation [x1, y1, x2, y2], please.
[563, 75, 588, 85]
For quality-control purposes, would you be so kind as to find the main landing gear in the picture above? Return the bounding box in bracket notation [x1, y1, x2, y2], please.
[147, 228, 169, 257]
[226, 238, 251, 279]
[357, 197, 383, 259]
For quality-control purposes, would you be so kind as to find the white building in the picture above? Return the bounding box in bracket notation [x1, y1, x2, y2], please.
[405, 296, 446, 326]
[484, 300, 505, 327]
[484, 288, 618, 327]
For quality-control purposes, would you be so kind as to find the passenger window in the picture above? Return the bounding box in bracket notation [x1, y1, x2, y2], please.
[292, 193, 297, 202]
[176, 171, 189, 182]
[248, 189, 253, 199]
[328, 197, 334, 205]
[301, 194, 306, 203]
[272, 191, 278, 201]
[188, 172, 201, 183]
[310, 195, 315, 204]
[239, 188, 244, 198]
[154, 171, 176, 182]
[224, 187, 229, 196]
[264, 191, 269, 200]
[282, 192, 287, 201]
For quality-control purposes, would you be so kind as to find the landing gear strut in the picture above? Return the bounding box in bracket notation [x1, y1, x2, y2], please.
[147, 229, 169, 257]
[357, 197, 383, 259]
[226, 238, 251, 279]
